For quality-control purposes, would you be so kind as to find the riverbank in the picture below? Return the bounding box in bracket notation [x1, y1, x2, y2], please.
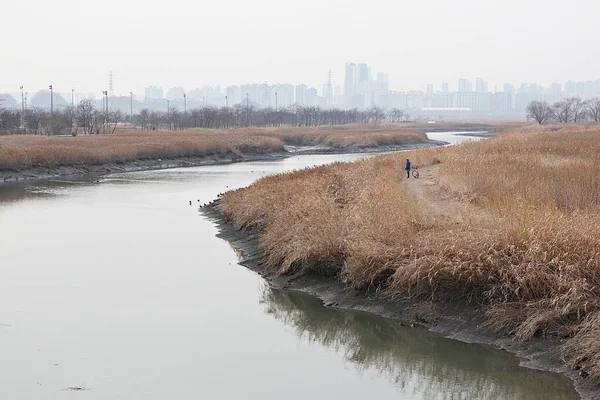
[0, 125, 433, 185]
[203, 198, 596, 400]
[207, 124, 600, 400]
[0, 141, 450, 185]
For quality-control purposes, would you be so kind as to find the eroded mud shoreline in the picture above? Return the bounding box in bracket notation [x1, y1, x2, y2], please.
[0, 141, 445, 186]
[202, 200, 599, 400]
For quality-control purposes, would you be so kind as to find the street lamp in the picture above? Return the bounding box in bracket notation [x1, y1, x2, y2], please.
[102, 90, 108, 113]
[225, 95, 228, 108]
[166, 99, 171, 130]
[275, 91, 278, 126]
[48, 85, 53, 115]
[129, 92, 134, 128]
[20, 86, 24, 115]
[183, 93, 187, 116]
[102, 91, 108, 133]
[246, 93, 250, 127]
[71, 89, 74, 106]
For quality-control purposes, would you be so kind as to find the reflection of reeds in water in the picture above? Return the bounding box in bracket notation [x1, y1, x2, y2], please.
[260, 286, 578, 400]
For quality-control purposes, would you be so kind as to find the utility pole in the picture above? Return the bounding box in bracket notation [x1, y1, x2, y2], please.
[129, 92, 134, 128]
[246, 93, 249, 127]
[183, 93, 187, 127]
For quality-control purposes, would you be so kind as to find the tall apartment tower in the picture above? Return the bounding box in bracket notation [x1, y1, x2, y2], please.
[476, 77, 488, 93]
[458, 78, 473, 92]
[344, 63, 357, 95]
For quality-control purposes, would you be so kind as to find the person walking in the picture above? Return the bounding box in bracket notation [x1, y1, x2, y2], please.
[405, 159, 411, 178]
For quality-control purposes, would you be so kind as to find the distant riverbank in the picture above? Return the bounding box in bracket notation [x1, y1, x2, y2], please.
[0, 125, 440, 185]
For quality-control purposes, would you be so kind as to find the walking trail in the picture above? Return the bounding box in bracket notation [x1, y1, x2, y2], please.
[403, 164, 489, 225]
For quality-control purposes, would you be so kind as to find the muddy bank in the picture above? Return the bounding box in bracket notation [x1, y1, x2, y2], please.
[0, 141, 444, 186]
[202, 200, 598, 400]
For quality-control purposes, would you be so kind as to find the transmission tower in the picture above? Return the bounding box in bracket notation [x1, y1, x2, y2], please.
[325, 69, 334, 107]
[109, 71, 114, 97]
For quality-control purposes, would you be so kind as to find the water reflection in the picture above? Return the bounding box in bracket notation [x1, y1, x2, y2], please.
[260, 287, 579, 400]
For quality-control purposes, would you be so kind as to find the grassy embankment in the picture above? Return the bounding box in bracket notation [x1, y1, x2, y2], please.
[221, 124, 600, 381]
[0, 125, 427, 172]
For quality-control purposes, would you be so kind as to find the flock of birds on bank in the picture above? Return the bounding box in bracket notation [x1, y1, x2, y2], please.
[193, 186, 228, 208]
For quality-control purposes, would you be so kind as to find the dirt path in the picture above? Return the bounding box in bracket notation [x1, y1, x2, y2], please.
[403, 164, 484, 224]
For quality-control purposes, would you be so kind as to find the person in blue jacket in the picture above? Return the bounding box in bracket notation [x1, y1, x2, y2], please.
[405, 159, 411, 178]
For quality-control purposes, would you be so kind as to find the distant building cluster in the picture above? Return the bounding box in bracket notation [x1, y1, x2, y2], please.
[3, 63, 600, 119]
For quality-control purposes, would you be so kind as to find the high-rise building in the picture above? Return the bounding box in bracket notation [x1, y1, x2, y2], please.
[442, 82, 449, 93]
[475, 77, 488, 93]
[344, 63, 357, 95]
[458, 78, 472, 92]
[166, 86, 185, 100]
[144, 86, 164, 100]
[426, 84, 434, 95]
[295, 84, 307, 105]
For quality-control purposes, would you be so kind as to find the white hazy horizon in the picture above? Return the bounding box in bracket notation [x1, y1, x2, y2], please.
[2, 0, 599, 95]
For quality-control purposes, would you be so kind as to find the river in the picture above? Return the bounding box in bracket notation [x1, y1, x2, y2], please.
[0, 132, 580, 399]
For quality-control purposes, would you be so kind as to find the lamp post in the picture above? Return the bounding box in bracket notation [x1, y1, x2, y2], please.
[275, 91, 278, 126]
[129, 92, 134, 128]
[225, 95, 228, 108]
[48, 85, 53, 115]
[102, 90, 108, 132]
[183, 93, 187, 117]
[246, 93, 249, 127]
[71, 89, 74, 106]
[20, 86, 24, 115]
[166, 99, 170, 130]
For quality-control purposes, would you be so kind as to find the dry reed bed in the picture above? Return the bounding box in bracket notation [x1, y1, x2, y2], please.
[0, 125, 427, 171]
[222, 124, 600, 381]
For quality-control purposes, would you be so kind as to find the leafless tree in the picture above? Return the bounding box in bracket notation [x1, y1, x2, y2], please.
[76, 100, 96, 134]
[0, 109, 21, 133]
[107, 109, 125, 134]
[24, 108, 45, 134]
[586, 98, 600, 122]
[553, 97, 586, 123]
[139, 108, 151, 130]
[571, 97, 587, 122]
[388, 108, 404, 123]
[526, 101, 554, 125]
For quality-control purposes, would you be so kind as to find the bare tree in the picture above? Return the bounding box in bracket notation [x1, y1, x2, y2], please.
[25, 108, 45, 134]
[0, 109, 21, 133]
[526, 101, 554, 125]
[571, 97, 587, 122]
[553, 97, 586, 123]
[139, 108, 151, 130]
[76, 100, 96, 134]
[586, 98, 600, 122]
[107, 109, 125, 134]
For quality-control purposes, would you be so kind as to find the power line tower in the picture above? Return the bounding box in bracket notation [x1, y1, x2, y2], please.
[109, 71, 115, 97]
[325, 69, 334, 107]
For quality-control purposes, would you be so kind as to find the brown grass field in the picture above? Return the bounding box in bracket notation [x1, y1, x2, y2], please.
[221, 123, 600, 381]
[0, 125, 428, 171]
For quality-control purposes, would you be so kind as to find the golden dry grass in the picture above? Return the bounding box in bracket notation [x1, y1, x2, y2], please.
[0, 125, 427, 171]
[221, 123, 600, 381]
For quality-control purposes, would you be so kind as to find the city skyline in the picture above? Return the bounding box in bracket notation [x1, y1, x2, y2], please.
[3, 67, 600, 115]
[3, 0, 600, 96]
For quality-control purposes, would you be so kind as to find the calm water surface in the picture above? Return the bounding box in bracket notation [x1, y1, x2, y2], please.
[0, 133, 579, 399]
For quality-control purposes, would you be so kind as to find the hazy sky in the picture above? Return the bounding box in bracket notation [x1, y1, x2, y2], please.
[2, 0, 600, 95]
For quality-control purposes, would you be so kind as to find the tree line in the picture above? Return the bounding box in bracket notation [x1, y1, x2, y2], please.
[0, 100, 409, 135]
[526, 97, 600, 125]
